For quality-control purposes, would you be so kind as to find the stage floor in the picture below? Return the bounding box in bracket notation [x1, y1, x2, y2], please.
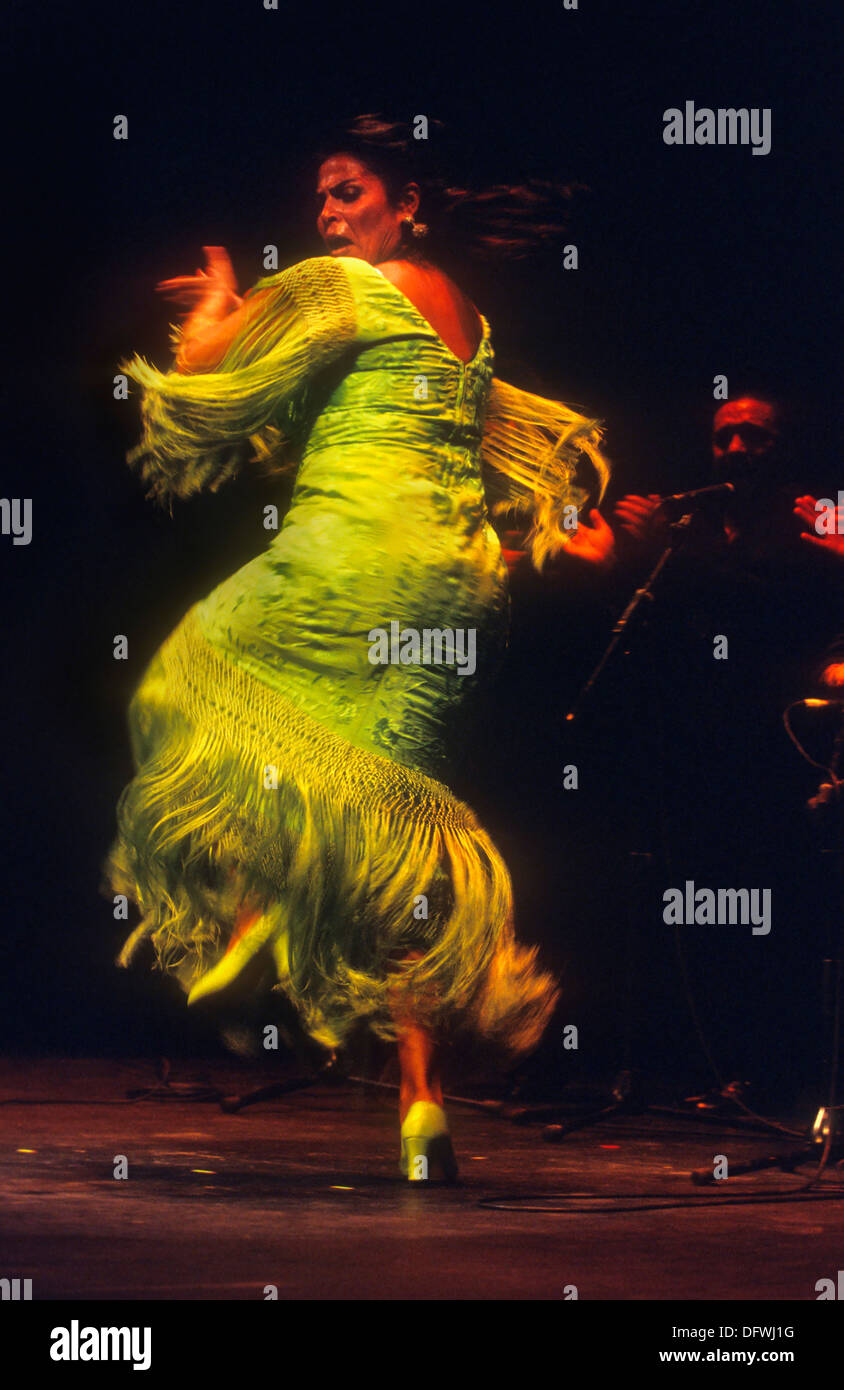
[2, 1059, 841, 1300]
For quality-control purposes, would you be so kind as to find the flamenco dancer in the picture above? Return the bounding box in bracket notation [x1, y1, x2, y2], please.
[103, 117, 611, 1181]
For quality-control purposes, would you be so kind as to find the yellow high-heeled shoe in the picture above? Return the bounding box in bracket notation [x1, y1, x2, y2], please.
[400, 1101, 459, 1183]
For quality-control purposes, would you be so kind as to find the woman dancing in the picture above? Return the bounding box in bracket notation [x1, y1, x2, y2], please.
[104, 117, 611, 1181]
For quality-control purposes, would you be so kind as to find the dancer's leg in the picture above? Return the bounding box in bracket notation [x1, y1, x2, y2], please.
[396, 1020, 444, 1123]
[226, 897, 263, 955]
[228, 900, 442, 1122]
[391, 951, 443, 1123]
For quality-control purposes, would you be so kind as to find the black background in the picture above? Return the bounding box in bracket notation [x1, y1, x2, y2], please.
[1, 0, 840, 1093]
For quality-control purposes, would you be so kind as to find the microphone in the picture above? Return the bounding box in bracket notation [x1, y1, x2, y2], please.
[660, 481, 737, 510]
[665, 481, 736, 503]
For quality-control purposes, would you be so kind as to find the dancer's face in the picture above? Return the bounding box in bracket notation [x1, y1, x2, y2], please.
[316, 155, 418, 264]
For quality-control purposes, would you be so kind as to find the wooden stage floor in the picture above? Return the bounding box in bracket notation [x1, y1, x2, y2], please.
[2, 1058, 842, 1302]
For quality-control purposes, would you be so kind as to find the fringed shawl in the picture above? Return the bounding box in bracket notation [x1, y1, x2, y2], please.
[122, 255, 609, 570]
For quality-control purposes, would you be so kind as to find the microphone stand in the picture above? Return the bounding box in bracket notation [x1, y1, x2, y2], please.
[566, 483, 737, 724]
[512, 504, 778, 1140]
[566, 511, 694, 728]
[687, 711, 844, 1184]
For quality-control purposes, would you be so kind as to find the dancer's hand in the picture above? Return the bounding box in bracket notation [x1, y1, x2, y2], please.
[500, 530, 527, 577]
[794, 495, 844, 558]
[614, 493, 668, 545]
[160, 247, 254, 373]
[564, 509, 616, 569]
[157, 246, 243, 322]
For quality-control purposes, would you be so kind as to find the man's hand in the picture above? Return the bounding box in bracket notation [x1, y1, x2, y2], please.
[564, 508, 616, 569]
[794, 495, 844, 559]
[614, 493, 668, 546]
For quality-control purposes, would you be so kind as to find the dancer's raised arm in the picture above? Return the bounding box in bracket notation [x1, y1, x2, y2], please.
[157, 246, 266, 374]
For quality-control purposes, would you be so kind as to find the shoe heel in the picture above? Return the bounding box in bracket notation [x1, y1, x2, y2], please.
[403, 1134, 458, 1183]
[399, 1101, 459, 1182]
[403, 1135, 435, 1182]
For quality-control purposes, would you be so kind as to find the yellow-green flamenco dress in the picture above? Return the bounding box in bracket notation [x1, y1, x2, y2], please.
[103, 254, 608, 1055]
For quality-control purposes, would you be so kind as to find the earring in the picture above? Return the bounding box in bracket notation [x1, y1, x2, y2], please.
[402, 215, 429, 239]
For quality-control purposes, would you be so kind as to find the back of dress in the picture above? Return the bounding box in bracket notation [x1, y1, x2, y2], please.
[196, 256, 510, 779]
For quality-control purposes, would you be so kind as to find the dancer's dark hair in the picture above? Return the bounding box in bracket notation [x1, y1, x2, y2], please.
[313, 113, 584, 262]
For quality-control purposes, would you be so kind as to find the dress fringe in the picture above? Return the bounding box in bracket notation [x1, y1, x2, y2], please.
[102, 608, 558, 1054]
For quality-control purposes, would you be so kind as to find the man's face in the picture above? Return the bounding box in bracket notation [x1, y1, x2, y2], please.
[712, 398, 781, 480]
